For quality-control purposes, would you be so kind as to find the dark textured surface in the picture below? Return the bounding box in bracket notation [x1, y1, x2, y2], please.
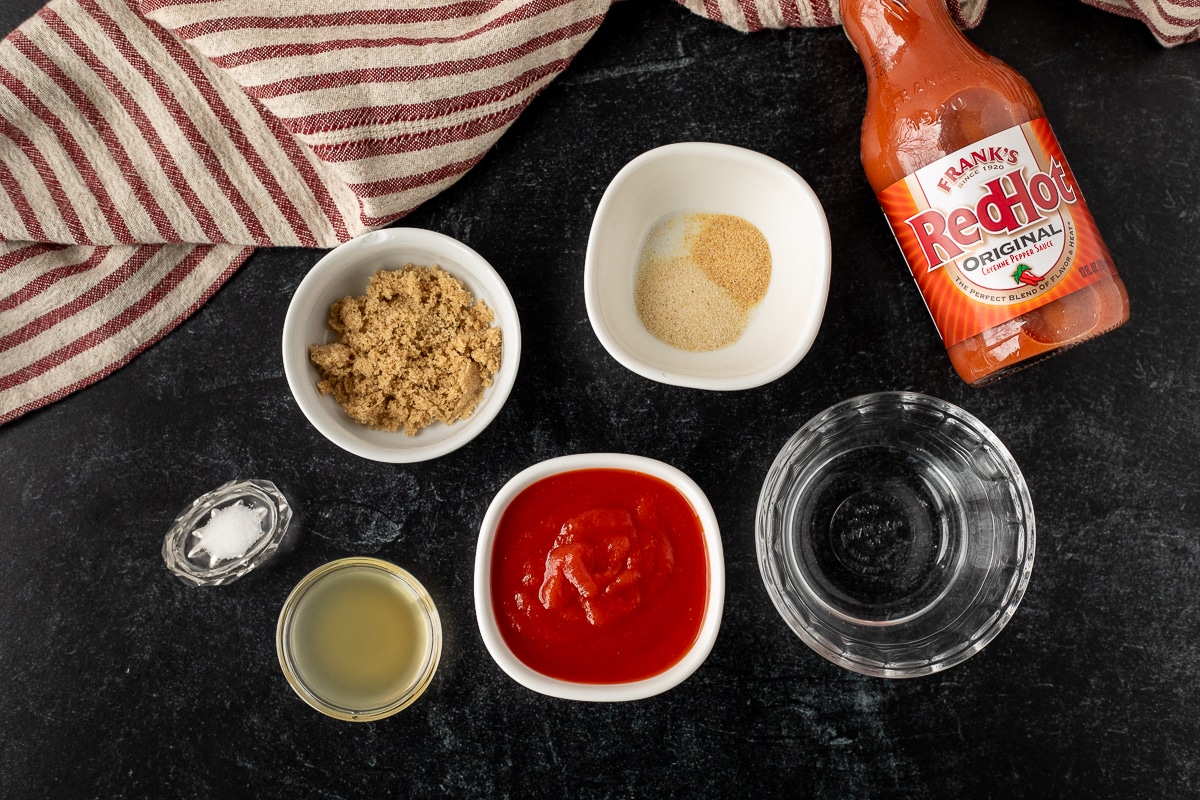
[2, 1, 1199, 797]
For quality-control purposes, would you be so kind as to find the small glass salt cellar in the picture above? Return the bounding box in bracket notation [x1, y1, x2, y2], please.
[163, 479, 293, 586]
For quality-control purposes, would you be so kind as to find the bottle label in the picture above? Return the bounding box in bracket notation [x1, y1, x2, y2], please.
[877, 118, 1117, 346]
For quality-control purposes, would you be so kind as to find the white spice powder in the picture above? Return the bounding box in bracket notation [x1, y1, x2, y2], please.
[634, 212, 771, 352]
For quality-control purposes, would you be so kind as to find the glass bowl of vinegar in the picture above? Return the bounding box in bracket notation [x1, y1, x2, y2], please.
[277, 558, 441, 720]
[756, 392, 1035, 678]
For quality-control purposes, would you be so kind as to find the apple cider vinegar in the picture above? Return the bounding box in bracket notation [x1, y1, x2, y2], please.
[278, 559, 441, 720]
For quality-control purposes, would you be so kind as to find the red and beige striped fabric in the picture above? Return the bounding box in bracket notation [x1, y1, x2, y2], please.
[0, 0, 608, 423]
[1080, 0, 1200, 46]
[672, 0, 1199, 44]
[0, 0, 1195, 425]
[671, 0, 985, 30]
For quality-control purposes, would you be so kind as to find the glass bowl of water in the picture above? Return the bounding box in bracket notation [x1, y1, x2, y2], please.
[756, 392, 1035, 678]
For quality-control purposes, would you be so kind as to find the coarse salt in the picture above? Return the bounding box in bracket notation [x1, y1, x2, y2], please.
[189, 501, 267, 564]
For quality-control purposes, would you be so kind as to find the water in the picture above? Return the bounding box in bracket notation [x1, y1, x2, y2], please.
[787, 446, 963, 623]
[757, 392, 1035, 676]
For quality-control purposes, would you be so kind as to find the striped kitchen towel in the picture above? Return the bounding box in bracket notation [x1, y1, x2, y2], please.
[0, 1, 1195, 425]
[0, 0, 610, 424]
[1080, 0, 1200, 46]
[676, 0, 1200, 45]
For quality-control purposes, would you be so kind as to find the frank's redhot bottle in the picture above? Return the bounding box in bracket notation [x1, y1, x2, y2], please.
[842, 0, 1130, 385]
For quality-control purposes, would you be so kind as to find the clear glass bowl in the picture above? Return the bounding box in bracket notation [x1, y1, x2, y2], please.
[756, 392, 1035, 678]
[162, 479, 293, 587]
[276, 558, 441, 721]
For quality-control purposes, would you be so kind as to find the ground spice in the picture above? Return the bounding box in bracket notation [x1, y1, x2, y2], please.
[308, 265, 502, 435]
[634, 212, 771, 351]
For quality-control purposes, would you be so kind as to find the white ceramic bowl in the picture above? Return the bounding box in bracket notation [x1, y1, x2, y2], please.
[585, 142, 831, 390]
[474, 453, 725, 701]
[282, 228, 521, 462]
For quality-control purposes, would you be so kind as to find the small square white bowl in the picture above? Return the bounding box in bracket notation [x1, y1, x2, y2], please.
[282, 228, 520, 463]
[585, 142, 831, 390]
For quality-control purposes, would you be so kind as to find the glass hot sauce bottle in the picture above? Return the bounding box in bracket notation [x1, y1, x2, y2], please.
[842, 0, 1129, 386]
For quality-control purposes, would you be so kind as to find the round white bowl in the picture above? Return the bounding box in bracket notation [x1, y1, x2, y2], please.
[474, 453, 725, 701]
[282, 228, 521, 463]
[584, 142, 831, 391]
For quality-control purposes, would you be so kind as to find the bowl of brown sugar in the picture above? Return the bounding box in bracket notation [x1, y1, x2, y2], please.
[283, 228, 520, 462]
[585, 142, 830, 390]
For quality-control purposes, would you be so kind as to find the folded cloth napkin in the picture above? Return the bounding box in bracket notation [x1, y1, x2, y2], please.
[0, 0, 1194, 425]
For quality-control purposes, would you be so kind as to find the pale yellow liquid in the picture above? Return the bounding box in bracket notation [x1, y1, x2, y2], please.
[289, 567, 431, 712]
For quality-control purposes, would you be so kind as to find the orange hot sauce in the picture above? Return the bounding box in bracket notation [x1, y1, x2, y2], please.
[842, 0, 1129, 386]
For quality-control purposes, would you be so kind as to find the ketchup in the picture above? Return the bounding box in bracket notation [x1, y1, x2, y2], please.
[842, 0, 1130, 386]
[490, 469, 708, 684]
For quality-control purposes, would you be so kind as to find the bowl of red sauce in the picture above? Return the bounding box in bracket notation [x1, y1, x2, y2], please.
[474, 453, 725, 701]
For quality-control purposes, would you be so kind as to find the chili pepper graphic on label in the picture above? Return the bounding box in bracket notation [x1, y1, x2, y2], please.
[1012, 263, 1041, 287]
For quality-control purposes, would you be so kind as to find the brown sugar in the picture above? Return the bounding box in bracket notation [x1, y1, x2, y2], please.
[634, 213, 772, 351]
[308, 265, 502, 435]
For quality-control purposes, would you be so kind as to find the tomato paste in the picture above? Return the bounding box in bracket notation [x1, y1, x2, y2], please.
[490, 468, 708, 684]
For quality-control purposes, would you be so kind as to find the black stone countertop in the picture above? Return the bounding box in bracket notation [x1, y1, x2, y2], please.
[2, 1, 1198, 797]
